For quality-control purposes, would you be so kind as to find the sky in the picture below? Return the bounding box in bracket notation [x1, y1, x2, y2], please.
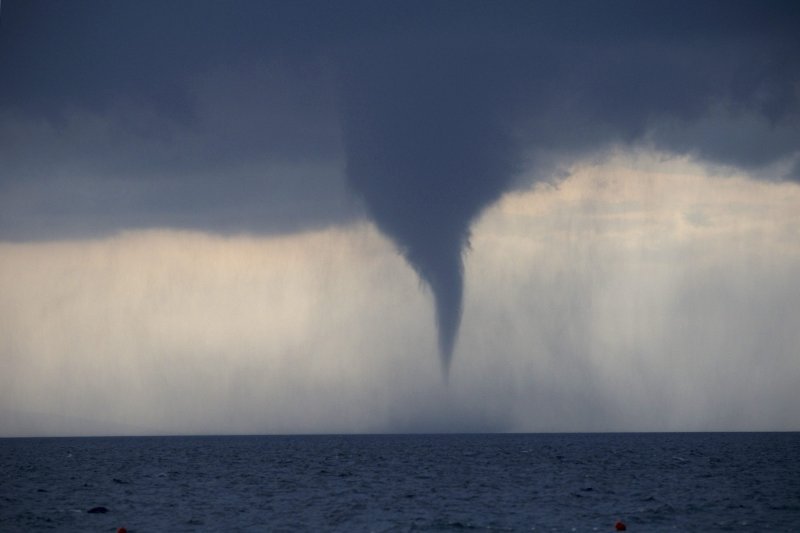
[1, 1, 799, 436]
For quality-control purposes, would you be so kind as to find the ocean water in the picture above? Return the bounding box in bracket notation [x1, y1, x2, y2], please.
[1, 433, 798, 532]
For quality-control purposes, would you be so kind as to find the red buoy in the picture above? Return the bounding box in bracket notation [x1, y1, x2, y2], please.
[117, 528, 127, 533]
[615, 520, 627, 531]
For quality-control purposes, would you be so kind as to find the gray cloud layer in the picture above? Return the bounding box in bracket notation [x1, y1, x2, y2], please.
[3, 2, 798, 233]
[1, 1, 798, 366]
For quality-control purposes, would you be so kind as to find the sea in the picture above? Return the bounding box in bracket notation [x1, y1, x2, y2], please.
[1, 433, 798, 532]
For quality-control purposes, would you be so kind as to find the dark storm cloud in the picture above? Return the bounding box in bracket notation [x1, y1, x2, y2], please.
[1, 1, 798, 365]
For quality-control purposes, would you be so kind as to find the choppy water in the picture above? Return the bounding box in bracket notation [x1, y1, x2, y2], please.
[1, 433, 798, 531]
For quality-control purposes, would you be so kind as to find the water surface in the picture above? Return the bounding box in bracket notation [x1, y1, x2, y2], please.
[2, 433, 798, 531]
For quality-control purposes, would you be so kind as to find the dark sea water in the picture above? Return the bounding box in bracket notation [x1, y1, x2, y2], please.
[1, 433, 798, 532]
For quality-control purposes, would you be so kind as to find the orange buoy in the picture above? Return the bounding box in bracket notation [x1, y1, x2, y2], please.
[615, 520, 627, 531]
